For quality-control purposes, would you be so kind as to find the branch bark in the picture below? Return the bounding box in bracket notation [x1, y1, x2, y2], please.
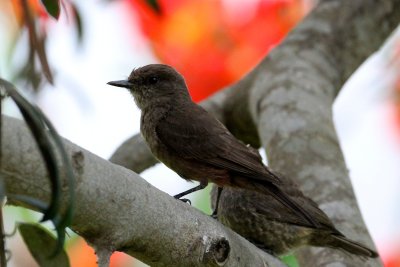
[110, 0, 400, 266]
[250, 1, 399, 266]
[1, 115, 285, 267]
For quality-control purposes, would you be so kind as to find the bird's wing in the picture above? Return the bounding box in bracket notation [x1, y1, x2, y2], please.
[157, 104, 324, 227]
[156, 103, 280, 184]
[254, 183, 339, 230]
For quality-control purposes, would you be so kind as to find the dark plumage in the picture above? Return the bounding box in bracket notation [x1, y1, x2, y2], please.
[109, 63, 378, 258]
[108, 64, 317, 226]
[210, 180, 379, 258]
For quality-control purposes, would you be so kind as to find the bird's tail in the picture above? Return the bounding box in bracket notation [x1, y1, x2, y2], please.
[262, 183, 321, 227]
[326, 234, 379, 258]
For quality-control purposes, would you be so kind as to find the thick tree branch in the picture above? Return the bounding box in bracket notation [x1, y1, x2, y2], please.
[2, 115, 285, 267]
[248, 0, 399, 266]
[109, 133, 157, 173]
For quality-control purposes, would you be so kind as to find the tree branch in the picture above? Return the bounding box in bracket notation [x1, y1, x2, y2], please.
[248, 0, 400, 266]
[1, 115, 285, 267]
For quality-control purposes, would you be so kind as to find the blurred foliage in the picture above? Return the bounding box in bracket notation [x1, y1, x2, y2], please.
[1, 78, 75, 264]
[145, 0, 161, 14]
[1, 0, 83, 92]
[388, 38, 400, 142]
[127, 0, 311, 101]
[19, 223, 70, 267]
[193, 184, 213, 215]
[0, 90, 5, 267]
[40, 0, 61, 19]
[282, 254, 299, 267]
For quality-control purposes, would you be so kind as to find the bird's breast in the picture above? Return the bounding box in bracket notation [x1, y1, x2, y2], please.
[139, 104, 228, 184]
[140, 106, 178, 163]
[140, 110, 164, 153]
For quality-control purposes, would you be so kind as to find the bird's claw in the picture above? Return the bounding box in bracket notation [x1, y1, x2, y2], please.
[210, 210, 218, 219]
[176, 197, 191, 205]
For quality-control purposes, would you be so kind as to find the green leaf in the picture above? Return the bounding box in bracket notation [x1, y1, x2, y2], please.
[19, 223, 70, 267]
[0, 78, 61, 223]
[0, 78, 76, 254]
[40, 0, 61, 19]
[71, 3, 84, 43]
[35, 109, 76, 252]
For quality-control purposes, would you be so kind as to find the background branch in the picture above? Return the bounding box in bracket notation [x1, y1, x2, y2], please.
[2, 115, 285, 267]
[248, 0, 399, 266]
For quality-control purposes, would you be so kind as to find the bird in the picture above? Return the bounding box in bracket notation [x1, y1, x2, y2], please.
[210, 180, 379, 258]
[107, 63, 318, 226]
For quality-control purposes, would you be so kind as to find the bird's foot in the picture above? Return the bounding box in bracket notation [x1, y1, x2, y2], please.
[174, 196, 191, 205]
[210, 210, 218, 220]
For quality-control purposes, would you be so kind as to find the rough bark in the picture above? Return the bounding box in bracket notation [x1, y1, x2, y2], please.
[250, 1, 399, 266]
[1, 115, 285, 267]
[110, 0, 400, 266]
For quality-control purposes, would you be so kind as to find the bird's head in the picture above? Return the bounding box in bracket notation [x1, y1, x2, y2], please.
[107, 64, 191, 109]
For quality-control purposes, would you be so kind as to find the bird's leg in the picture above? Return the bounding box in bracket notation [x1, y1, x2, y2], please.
[174, 183, 208, 205]
[211, 187, 223, 219]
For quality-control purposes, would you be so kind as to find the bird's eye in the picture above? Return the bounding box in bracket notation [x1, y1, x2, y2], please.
[148, 76, 158, 84]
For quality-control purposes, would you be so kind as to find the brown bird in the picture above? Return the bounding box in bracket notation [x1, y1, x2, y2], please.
[108, 64, 318, 226]
[210, 181, 379, 258]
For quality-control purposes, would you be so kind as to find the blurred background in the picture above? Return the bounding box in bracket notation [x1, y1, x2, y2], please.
[0, 0, 399, 266]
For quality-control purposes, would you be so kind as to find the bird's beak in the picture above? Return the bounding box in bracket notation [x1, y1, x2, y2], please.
[107, 80, 133, 88]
